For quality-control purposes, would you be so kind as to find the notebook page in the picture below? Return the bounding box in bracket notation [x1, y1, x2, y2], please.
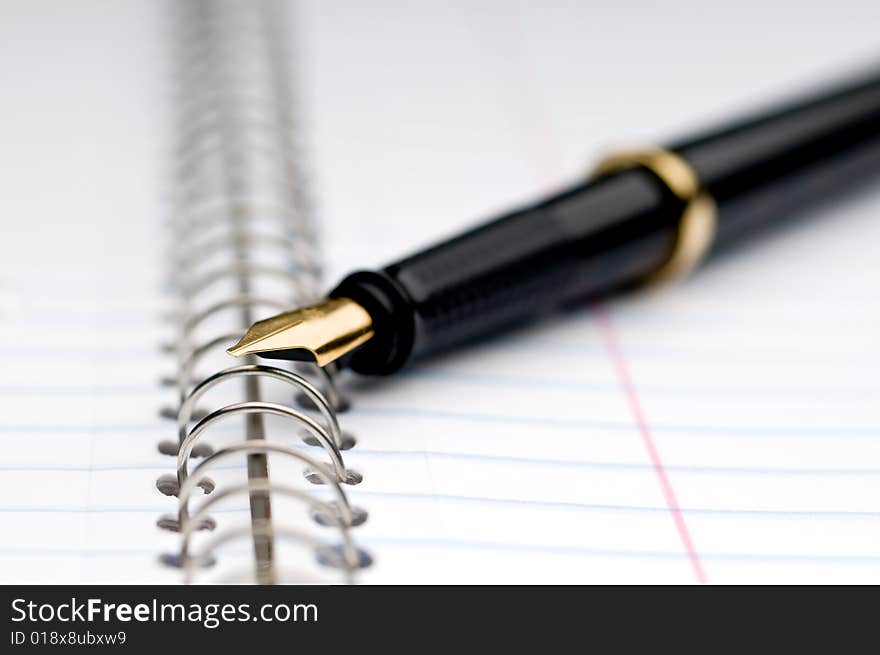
[299, 0, 880, 583]
[1, 0, 877, 585]
[0, 1, 188, 582]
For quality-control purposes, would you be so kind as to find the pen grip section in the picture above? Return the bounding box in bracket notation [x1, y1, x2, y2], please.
[333, 169, 683, 374]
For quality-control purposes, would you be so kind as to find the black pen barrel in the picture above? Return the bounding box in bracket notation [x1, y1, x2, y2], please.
[332, 71, 880, 375]
[332, 169, 684, 373]
[674, 70, 880, 249]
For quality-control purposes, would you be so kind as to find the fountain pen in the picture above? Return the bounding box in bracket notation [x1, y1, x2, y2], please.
[229, 69, 880, 375]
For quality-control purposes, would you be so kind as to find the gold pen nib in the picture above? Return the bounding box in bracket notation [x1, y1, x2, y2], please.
[227, 297, 375, 367]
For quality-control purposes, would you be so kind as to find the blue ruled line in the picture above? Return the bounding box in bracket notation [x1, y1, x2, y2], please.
[348, 406, 880, 437]
[348, 491, 880, 519]
[0, 407, 876, 437]
[1, 367, 877, 400]
[2, 449, 880, 476]
[0, 492, 876, 519]
[1, 541, 878, 564]
[347, 449, 880, 476]
[1, 340, 879, 365]
[400, 367, 880, 400]
[360, 537, 880, 564]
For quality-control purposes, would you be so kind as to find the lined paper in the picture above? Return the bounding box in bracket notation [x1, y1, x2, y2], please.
[1, 0, 878, 583]
[0, 0, 180, 583]
[303, 0, 880, 583]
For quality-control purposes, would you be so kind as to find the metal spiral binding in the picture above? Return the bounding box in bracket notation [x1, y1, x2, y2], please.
[157, 0, 370, 583]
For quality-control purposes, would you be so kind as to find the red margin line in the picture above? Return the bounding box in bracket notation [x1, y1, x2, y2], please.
[469, 0, 707, 582]
[595, 305, 708, 583]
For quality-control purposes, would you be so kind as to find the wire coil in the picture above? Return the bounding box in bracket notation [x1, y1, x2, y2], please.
[157, 0, 369, 584]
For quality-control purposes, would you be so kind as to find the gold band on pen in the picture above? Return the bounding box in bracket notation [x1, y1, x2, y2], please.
[592, 147, 717, 283]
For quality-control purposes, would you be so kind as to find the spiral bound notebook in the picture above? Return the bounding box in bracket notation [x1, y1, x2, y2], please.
[1, 0, 879, 584]
[150, 0, 372, 584]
